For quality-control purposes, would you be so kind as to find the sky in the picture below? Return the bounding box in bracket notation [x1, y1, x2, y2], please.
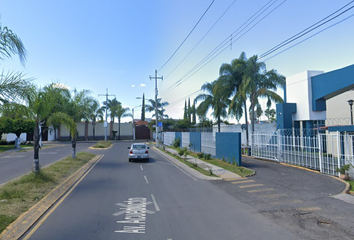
[1, 0, 354, 123]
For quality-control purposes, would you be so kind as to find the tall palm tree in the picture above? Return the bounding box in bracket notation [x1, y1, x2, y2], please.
[102, 98, 121, 123]
[243, 55, 285, 133]
[27, 85, 55, 172]
[145, 98, 169, 120]
[217, 52, 249, 144]
[116, 104, 132, 140]
[195, 80, 230, 132]
[65, 89, 96, 157]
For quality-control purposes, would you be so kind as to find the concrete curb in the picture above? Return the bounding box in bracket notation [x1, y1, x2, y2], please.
[89, 143, 114, 150]
[0, 154, 103, 240]
[153, 147, 222, 181]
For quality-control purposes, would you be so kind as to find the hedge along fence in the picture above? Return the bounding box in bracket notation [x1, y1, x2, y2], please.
[163, 132, 242, 166]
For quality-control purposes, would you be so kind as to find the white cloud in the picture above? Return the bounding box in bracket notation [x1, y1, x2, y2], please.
[140, 83, 146, 87]
[131, 85, 135, 87]
[53, 83, 70, 90]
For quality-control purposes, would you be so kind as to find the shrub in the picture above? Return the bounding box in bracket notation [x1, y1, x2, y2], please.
[204, 153, 211, 160]
[172, 138, 181, 148]
[197, 152, 204, 159]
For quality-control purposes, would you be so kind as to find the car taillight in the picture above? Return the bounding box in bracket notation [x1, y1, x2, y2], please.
[130, 150, 133, 154]
[145, 150, 148, 154]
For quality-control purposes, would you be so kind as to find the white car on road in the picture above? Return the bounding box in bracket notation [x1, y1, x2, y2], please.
[128, 143, 149, 162]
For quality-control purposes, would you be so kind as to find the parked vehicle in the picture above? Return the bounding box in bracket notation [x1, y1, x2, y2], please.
[128, 143, 149, 162]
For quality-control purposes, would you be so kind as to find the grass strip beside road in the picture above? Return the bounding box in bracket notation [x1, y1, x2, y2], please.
[162, 149, 218, 177]
[348, 180, 354, 194]
[91, 140, 112, 149]
[0, 152, 96, 234]
[167, 146, 254, 177]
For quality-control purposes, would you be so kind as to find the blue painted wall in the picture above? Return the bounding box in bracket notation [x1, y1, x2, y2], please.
[276, 103, 297, 130]
[175, 132, 182, 147]
[312, 64, 354, 111]
[190, 132, 201, 153]
[216, 132, 242, 166]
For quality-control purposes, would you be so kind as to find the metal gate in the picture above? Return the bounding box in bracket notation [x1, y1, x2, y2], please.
[252, 130, 354, 177]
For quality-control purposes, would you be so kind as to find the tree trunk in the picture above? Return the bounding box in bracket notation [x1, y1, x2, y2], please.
[118, 118, 121, 140]
[217, 116, 221, 132]
[243, 100, 249, 147]
[93, 125, 95, 140]
[33, 120, 40, 172]
[71, 131, 77, 158]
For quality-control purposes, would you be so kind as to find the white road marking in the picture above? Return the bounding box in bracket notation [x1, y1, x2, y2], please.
[151, 194, 160, 212]
[140, 165, 143, 171]
[114, 197, 156, 234]
[144, 175, 149, 184]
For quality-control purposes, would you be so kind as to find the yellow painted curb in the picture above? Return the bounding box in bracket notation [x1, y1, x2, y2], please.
[0, 155, 103, 240]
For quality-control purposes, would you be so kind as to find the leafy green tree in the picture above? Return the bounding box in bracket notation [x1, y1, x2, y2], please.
[265, 108, 276, 122]
[175, 119, 192, 130]
[188, 98, 191, 122]
[102, 98, 121, 123]
[183, 100, 188, 120]
[195, 80, 230, 132]
[243, 55, 285, 132]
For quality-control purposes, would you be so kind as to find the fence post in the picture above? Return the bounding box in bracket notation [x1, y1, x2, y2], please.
[318, 132, 323, 173]
[277, 130, 281, 162]
[336, 131, 341, 177]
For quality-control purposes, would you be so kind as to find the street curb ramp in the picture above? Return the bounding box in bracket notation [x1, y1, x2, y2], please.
[0, 154, 103, 240]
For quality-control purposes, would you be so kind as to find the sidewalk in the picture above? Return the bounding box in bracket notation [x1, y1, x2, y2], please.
[162, 146, 242, 180]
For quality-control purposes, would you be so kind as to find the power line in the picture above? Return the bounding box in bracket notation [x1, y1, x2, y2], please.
[158, 0, 215, 72]
[161, 0, 285, 96]
[262, 12, 354, 62]
[164, 0, 238, 81]
[259, 0, 354, 59]
[166, 89, 202, 107]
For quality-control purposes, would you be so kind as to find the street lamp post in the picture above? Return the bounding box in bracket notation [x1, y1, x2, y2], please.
[348, 99, 353, 125]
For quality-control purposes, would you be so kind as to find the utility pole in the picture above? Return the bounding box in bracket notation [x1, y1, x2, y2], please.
[98, 89, 115, 141]
[150, 70, 163, 147]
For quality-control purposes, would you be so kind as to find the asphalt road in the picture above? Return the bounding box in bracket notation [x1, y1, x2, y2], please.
[0, 142, 96, 185]
[212, 156, 354, 240]
[22, 141, 301, 240]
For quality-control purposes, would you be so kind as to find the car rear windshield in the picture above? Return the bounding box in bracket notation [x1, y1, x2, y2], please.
[133, 145, 145, 149]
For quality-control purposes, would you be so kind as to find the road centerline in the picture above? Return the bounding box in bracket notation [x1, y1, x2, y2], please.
[151, 194, 160, 212]
[144, 175, 149, 184]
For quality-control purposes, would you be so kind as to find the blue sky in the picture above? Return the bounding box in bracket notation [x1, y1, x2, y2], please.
[1, 0, 354, 123]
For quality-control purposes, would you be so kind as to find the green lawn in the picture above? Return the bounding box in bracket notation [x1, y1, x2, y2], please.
[0, 152, 96, 233]
[0, 145, 17, 152]
[91, 141, 112, 149]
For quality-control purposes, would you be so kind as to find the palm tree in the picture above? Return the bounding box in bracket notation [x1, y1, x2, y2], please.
[65, 89, 96, 157]
[102, 98, 121, 123]
[217, 52, 249, 142]
[145, 98, 169, 120]
[116, 104, 132, 140]
[87, 100, 103, 140]
[243, 55, 285, 133]
[195, 80, 230, 132]
[0, 22, 33, 104]
[26, 85, 55, 172]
